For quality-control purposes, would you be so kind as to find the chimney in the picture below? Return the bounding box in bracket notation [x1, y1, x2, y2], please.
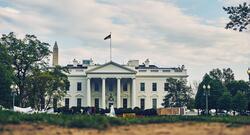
[127, 60, 139, 67]
[144, 59, 150, 67]
[73, 59, 78, 67]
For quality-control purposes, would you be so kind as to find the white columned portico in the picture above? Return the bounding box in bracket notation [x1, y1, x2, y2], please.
[102, 78, 106, 109]
[87, 78, 91, 106]
[117, 78, 121, 108]
[132, 78, 136, 108]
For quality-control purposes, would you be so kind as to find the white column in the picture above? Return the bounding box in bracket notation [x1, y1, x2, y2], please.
[102, 78, 106, 109]
[87, 78, 91, 106]
[132, 78, 136, 108]
[117, 78, 121, 108]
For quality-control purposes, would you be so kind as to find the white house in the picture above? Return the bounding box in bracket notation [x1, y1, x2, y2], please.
[59, 59, 188, 109]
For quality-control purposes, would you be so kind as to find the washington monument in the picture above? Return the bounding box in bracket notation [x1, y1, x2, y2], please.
[52, 41, 58, 66]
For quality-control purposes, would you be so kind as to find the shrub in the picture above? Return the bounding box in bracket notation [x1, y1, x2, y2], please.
[70, 106, 82, 114]
[1, 110, 250, 129]
[133, 107, 144, 115]
[55, 106, 72, 114]
[98, 108, 109, 115]
[142, 108, 157, 116]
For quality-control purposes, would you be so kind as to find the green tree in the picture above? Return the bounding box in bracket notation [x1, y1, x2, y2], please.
[223, 2, 250, 32]
[0, 32, 51, 107]
[217, 91, 232, 112]
[223, 68, 235, 84]
[0, 42, 13, 108]
[209, 68, 235, 84]
[232, 92, 248, 113]
[207, 79, 226, 112]
[186, 98, 195, 110]
[27, 71, 54, 110]
[162, 78, 192, 108]
[27, 66, 69, 110]
[226, 80, 249, 96]
[195, 74, 211, 111]
[209, 68, 223, 81]
[195, 73, 226, 113]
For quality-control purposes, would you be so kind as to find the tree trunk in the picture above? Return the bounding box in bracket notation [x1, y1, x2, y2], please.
[45, 95, 52, 110]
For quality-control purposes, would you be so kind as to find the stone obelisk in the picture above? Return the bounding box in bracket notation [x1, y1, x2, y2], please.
[52, 41, 58, 66]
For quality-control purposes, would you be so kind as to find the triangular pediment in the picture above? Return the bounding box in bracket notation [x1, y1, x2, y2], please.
[86, 61, 136, 74]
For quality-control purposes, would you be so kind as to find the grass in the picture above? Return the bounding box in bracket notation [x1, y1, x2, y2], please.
[0, 110, 250, 129]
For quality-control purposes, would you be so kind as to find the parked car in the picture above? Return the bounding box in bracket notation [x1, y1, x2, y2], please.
[239, 111, 250, 116]
[216, 111, 228, 116]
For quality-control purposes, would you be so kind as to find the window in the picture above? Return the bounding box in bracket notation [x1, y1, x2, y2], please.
[139, 70, 147, 72]
[94, 82, 99, 91]
[109, 83, 113, 91]
[140, 83, 145, 91]
[152, 83, 157, 91]
[164, 83, 169, 91]
[65, 98, 69, 108]
[77, 82, 82, 91]
[123, 98, 128, 108]
[66, 82, 70, 91]
[140, 98, 145, 110]
[123, 83, 128, 91]
[150, 70, 159, 72]
[77, 98, 81, 107]
[53, 98, 57, 109]
[83, 60, 90, 65]
[162, 69, 170, 72]
[152, 98, 157, 109]
[94, 98, 99, 108]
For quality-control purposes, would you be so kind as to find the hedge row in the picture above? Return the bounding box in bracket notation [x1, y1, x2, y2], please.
[0, 110, 250, 129]
[55, 107, 157, 116]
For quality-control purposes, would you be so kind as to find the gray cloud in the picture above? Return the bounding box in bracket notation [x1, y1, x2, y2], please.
[0, 0, 249, 82]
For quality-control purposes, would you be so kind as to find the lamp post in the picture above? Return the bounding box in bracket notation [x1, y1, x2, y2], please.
[247, 68, 250, 81]
[10, 85, 18, 110]
[203, 84, 211, 115]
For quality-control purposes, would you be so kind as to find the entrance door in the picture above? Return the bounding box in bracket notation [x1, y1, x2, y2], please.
[94, 98, 99, 108]
[123, 98, 128, 108]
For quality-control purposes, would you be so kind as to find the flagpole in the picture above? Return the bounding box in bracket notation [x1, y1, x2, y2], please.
[110, 32, 112, 62]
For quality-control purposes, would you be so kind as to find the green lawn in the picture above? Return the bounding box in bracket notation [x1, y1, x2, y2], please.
[0, 110, 250, 129]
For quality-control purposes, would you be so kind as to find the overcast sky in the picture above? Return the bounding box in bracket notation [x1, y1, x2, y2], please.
[0, 0, 250, 83]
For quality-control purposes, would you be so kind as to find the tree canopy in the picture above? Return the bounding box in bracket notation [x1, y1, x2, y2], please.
[27, 66, 69, 110]
[0, 32, 51, 107]
[162, 78, 192, 108]
[0, 32, 69, 109]
[223, 2, 250, 32]
[226, 80, 249, 96]
[0, 40, 13, 108]
[209, 68, 235, 84]
[232, 92, 248, 113]
[195, 68, 250, 114]
[217, 91, 232, 112]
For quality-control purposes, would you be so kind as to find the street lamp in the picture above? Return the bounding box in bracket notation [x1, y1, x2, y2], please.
[203, 84, 211, 115]
[247, 68, 250, 81]
[10, 85, 18, 110]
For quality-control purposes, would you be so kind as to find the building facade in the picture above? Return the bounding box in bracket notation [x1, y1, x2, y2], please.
[60, 59, 188, 109]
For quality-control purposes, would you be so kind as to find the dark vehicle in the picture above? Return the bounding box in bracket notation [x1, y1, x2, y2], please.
[239, 111, 250, 116]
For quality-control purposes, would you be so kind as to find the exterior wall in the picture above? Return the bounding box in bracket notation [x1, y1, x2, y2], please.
[89, 78, 132, 108]
[60, 62, 188, 109]
[135, 77, 167, 109]
[60, 76, 87, 108]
